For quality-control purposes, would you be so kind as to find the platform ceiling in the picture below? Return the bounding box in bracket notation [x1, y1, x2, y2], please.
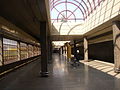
[0, 0, 120, 42]
[0, 0, 50, 41]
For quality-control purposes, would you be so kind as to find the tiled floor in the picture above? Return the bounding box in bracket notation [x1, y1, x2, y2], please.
[80, 60, 120, 79]
[0, 54, 120, 90]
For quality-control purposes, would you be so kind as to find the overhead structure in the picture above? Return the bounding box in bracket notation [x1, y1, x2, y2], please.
[50, 0, 104, 23]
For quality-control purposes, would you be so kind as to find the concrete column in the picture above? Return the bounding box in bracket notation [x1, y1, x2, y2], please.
[48, 37, 52, 63]
[40, 21, 49, 77]
[66, 43, 71, 62]
[50, 41, 53, 61]
[0, 36, 3, 66]
[113, 21, 120, 73]
[17, 41, 21, 61]
[84, 37, 88, 61]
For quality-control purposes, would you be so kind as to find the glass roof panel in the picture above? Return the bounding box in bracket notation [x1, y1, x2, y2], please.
[50, 0, 104, 22]
[50, 0, 104, 35]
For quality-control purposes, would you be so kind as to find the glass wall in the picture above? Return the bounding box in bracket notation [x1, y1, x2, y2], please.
[0, 37, 41, 65]
[33, 46, 40, 56]
[3, 38, 18, 64]
[37, 47, 41, 55]
[20, 42, 28, 60]
[28, 45, 33, 58]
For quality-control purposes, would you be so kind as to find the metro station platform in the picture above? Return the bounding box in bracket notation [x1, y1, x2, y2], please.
[0, 54, 120, 90]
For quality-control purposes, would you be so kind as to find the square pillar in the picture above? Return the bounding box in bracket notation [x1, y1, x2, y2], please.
[113, 21, 120, 73]
[66, 43, 72, 61]
[40, 21, 49, 77]
[47, 37, 51, 63]
[84, 37, 88, 61]
[48, 38, 52, 63]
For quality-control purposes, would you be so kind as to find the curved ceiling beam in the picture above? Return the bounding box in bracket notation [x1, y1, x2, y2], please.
[51, 0, 87, 17]
[67, 24, 82, 35]
[93, 0, 96, 9]
[54, 7, 66, 19]
[59, 22, 65, 35]
[57, 10, 76, 22]
[51, 0, 90, 15]
[98, 0, 100, 5]
[50, 0, 104, 19]
[51, 2, 85, 18]
[80, 0, 90, 15]
[87, 0, 93, 13]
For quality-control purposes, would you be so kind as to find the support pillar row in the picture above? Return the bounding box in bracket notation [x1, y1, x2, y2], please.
[84, 37, 88, 61]
[40, 21, 49, 77]
[113, 21, 120, 73]
[48, 37, 52, 63]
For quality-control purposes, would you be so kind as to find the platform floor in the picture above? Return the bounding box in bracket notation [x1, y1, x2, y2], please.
[80, 60, 120, 79]
[0, 54, 120, 90]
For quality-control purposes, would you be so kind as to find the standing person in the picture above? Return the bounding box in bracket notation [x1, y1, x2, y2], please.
[66, 43, 71, 62]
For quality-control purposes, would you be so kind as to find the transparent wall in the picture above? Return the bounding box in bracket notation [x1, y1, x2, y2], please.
[36, 46, 40, 56]
[28, 45, 33, 58]
[0, 38, 40, 65]
[3, 38, 18, 64]
[33, 46, 38, 56]
[20, 42, 28, 60]
[37, 47, 41, 55]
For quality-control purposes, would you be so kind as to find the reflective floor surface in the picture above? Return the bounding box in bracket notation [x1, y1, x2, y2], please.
[0, 54, 120, 90]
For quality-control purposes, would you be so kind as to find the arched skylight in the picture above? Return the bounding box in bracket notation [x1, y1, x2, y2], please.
[50, 0, 104, 23]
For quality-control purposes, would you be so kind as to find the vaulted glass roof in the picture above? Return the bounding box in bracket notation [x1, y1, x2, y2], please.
[50, 0, 103, 23]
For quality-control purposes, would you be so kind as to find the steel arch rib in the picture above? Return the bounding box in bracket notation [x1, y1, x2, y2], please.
[56, 10, 77, 22]
[51, 0, 88, 16]
[54, 7, 66, 19]
[80, 0, 90, 15]
[51, 0, 92, 13]
[50, 0, 104, 19]
[50, 0, 89, 14]
[65, 0, 67, 18]
[67, 24, 82, 35]
[87, 0, 93, 13]
[51, 18, 83, 20]
[93, 0, 96, 9]
[51, 2, 86, 18]
[98, 0, 100, 5]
